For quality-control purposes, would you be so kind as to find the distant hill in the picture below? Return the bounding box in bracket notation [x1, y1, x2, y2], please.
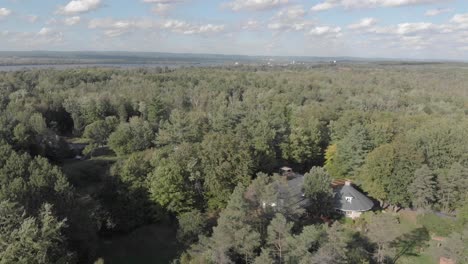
[0, 51, 463, 67]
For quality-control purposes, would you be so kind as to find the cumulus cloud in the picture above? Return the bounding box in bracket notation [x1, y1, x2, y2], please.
[2, 28, 65, 49]
[142, 0, 186, 15]
[65, 16, 81, 26]
[348, 18, 377, 29]
[0, 7, 12, 18]
[242, 20, 261, 30]
[425, 8, 453, 17]
[162, 19, 225, 35]
[275, 5, 306, 20]
[225, 0, 289, 11]
[58, 0, 102, 15]
[311, 0, 448, 11]
[308, 26, 341, 36]
[89, 18, 154, 37]
[88, 17, 225, 37]
[450, 13, 468, 25]
[38, 27, 53, 36]
[267, 5, 313, 32]
[37, 27, 64, 43]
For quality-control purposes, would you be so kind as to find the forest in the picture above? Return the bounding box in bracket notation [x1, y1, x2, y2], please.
[0, 63, 467, 264]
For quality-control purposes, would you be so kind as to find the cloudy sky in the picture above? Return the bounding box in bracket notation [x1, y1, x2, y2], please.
[0, 0, 467, 59]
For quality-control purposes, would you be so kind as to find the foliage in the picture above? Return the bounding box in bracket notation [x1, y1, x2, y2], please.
[108, 117, 155, 155]
[409, 165, 438, 210]
[0, 201, 75, 264]
[177, 209, 206, 244]
[303, 167, 334, 216]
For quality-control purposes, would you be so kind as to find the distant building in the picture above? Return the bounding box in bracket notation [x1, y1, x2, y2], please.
[333, 181, 374, 219]
[263, 168, 374, 219]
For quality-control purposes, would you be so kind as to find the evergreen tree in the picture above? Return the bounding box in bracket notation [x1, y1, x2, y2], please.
[200, 132, 253, 208]
[254, 249, 275, 264]
[303, 167, 334, 216]
[266, 213, 293, 264]
[439, 162, 468, 212]
[409, 165, 437, 210]
[0, 201, 75, 264]
[332, 124, 374, 178]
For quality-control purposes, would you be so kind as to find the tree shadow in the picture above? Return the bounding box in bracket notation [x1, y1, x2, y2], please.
[389, 227, 430, 264]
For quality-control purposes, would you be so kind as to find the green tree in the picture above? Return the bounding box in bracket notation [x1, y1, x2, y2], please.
[438, 162, 468, 212]
[146, 95, 168, 128]
[177, 210, 206, 244]
[266, 213, 293, 264]
[358, 144, 394, 207]
[303, 167, 334, 216]
[148, 143, 201, 213]
[311, 223, 349, 264]
[83, 116, 118, 146]
[0, 201, 75, 264]
[281, 108, 322, 164]
[332, 124, 374, 178]
[200, 132, 253, 208]
[108, 117, 154, 155]
[409, 165, 437, 210]
[289, 225, 325, 263]
[366, 213, 401, 264]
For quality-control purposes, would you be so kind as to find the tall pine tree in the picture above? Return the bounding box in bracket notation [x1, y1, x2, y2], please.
[409, 165, 437, 210]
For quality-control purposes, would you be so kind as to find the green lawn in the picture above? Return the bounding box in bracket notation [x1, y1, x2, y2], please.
[95, 223, 182, 264]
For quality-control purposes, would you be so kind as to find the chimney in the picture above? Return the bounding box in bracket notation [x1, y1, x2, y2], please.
[345, 180, 352, 186]
[280, 166, 294, 179]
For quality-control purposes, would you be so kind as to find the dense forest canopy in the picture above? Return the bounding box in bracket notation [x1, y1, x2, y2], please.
[0, 63, 467, 264]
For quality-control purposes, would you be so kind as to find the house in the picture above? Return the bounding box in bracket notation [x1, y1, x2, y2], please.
[333, 180, 374, 219]
[261, 168, 307, 209]
[263, 167, 374, 219]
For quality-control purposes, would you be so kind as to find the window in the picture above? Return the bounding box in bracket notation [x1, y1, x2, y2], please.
[345, 196, 353, 203]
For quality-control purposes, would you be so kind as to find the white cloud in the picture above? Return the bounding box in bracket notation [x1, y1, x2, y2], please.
[311, 0, 449, 11]
[88, 17, 225, 37]
[268, 21, 308, 31]
[89, 18, 154, 37]
[226, 0, 289, 11]
[425, 8, 453, 17]
[38, 27, 53, 36]
[0, 7, 12, 18]
[37, 27, 64, 43]
[65, 16, 81, 26]
[152, 3, 171, 14]
[308, 26, 341, 36]
[162, 19, 225, 35]
[242, 20, 261, 30]
[394, 22, 435, 35]
[348, 18, 377, 29]
[25, 15, 39, 23]
[142, 0, 186, 15]
[275, 5, 306, 21]
[451, 13, 468, 25]
[311, 2, 336, 11]
[268, 5, 313, 32]
[58, 0, 102, 15]
[2, 28, 65, 49]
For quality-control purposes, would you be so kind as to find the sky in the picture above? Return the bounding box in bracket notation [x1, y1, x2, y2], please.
[0, 0, 467, 60]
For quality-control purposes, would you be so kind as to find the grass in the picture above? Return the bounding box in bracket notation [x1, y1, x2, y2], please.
[95, 223, 182, 264]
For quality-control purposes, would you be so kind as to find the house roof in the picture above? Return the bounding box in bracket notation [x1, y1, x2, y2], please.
[334, 183, 374, 212]
[277, 174, 309, 207]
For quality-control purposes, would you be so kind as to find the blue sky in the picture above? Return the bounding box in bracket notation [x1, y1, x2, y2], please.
[0, 0, 467, 59]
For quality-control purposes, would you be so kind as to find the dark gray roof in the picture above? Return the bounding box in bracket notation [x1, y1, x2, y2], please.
[277, 175, 309, 207]
[334, 184, 374, 212]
